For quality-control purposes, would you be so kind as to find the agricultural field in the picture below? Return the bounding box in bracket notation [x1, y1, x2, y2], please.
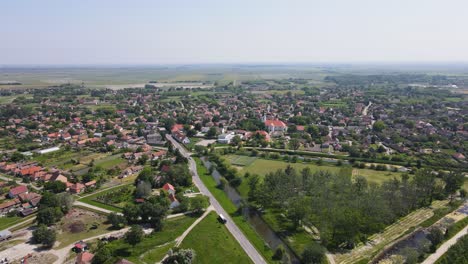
[55, 207, 112, 249]
[94, 154, 127, 170]
[78, 184, 135, 213]
[180, 211, 253, 264]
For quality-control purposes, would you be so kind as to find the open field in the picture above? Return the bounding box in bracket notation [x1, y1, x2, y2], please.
[104, 215, 198, 264]
[94, 154, 127, 169]
[180, 211, 253, 264]
[225, 155, 404, 197]
[194, 158, 276, 263]
[334, 200, 449, 264]
[55, 207, 112, 249]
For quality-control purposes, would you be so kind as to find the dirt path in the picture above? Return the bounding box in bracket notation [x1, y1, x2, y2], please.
[421, 224, 468, 264]
[175, 206, 213, 246]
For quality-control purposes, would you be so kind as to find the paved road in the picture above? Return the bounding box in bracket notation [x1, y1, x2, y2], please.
[421, 224, 468, 264]
[166, 134, 267, 264]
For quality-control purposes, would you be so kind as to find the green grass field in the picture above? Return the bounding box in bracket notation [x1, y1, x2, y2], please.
[194, 158, 276, 263]
[226, 155, 404, 196]
[94, 154, 127, 169]
[105, 215, 198, 264]
[180, 211, 253, 264]
[0, 216, 22, 230]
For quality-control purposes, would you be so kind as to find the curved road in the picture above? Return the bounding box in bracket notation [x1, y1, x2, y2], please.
[166, 134, 267, 264]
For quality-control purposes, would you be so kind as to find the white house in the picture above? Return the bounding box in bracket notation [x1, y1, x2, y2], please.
[217, 132, 235, 144]
[265, 120, 287, 133]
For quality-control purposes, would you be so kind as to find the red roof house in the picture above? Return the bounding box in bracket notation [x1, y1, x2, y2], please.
[8, 185, 28, 198]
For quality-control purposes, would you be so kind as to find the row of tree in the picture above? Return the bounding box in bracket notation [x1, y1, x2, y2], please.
[247, 166, 464, 249]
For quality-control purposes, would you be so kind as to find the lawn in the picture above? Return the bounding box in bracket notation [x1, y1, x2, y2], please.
[0, 216, 22, 230]
[104, 215, 198, 263]
[55, 207, 112, 249]
[180, 211, 253, 264]
[194, 158, 276, 263]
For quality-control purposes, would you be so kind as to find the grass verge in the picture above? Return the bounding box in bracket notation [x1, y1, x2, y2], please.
[194, 157, 276, 263]
[180, 211, 253, 264]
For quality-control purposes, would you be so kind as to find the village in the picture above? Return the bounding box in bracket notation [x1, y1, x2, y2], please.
[0, 74, 466, 264]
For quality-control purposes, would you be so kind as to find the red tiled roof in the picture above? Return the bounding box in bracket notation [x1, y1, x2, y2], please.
[265, 120, 286, 127]
[163, 183, 175, 191]
[9, 185, 28, 196]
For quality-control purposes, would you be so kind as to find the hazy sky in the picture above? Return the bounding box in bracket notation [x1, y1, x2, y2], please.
[2, 0, 468, 65]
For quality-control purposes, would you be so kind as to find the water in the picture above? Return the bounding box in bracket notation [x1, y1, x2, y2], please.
[201, 157, 301, 264]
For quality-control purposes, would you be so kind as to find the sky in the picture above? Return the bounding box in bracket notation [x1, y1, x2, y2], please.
[1, 0, 468, 65]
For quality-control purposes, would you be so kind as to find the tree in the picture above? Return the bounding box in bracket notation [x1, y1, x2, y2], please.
[125, 225, 144, 247]
[44, 181, 66, 193]
[373, 120, 386, 132]
[107, 212, 127, 229]
[288, 138, 300, 151]
[163, 248, 196, 264]
[92, 246, 112, 264]
[206, 127, 218, 138]
[37, 207, 63, 226]
[443, 171, 464, 202]
[137, 154, 149, 165]
[136, 181, 152, 198]
[231, 135, 242, 146]
[301, 243, 325, 264]
[190, 195, 209, 214]
[287, 196, 309, 229]
[32, 225, 56, 248]
[427, 228, 444, 251]
[56, 192, 74, 213]
[272, 245, 285, 260]
[123, 204, 140, 223]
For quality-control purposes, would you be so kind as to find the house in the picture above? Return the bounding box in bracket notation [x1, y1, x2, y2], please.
[84, 180, 96, 188]
[162, 183, 176, 195]
[73, 241, 88, 253]
[18, 192, 42, 203]
[115, 259, 134, 264]
[146, 133, 165, 146]
[168, 193, 180, 209]
[20, 208, 35, 217]
[0, 199, 20, 213]
[453, 153, 466, 161]
[70, 183, 86, 194]
[8, 185, 28, 198]
[265, 119, 287, 133]
[172, 131, 190, 144]
[76, 252, 94, 264]
[217, 132, 235, 144]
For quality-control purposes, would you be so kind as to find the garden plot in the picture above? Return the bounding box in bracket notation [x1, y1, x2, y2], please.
[228, 155, 257, 166]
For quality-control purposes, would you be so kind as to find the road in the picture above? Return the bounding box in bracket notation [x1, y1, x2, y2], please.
[166, 134, 267, 264]
[421, 224, 468, 264]
[0, 174, 42, 191]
